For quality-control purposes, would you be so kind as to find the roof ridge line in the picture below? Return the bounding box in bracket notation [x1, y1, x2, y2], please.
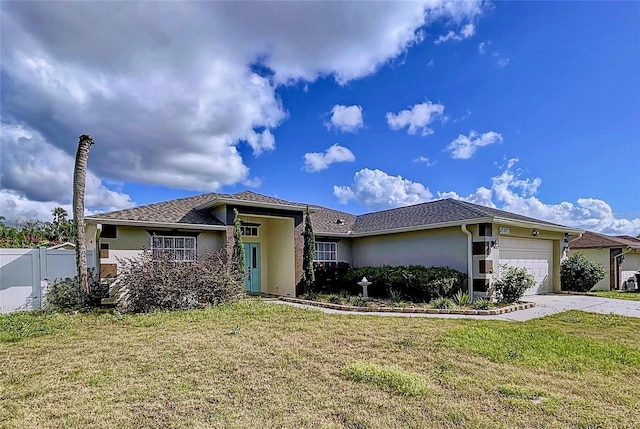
[449, 199, 494, 219]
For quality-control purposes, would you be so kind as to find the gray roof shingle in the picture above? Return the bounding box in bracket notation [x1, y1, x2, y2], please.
[90, 192, 571, 234]
[352, 199, 565, 233]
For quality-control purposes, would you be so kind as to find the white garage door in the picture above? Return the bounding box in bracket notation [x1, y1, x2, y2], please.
[499, 237, 553, 295]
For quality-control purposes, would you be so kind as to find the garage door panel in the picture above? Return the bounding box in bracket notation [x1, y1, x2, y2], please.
[499, 238, 553, 295]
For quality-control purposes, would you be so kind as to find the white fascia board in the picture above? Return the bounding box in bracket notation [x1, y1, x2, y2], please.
[86, 218, 227, 231]
[494, 218, 583, 234]
[349, 218, 494, 238]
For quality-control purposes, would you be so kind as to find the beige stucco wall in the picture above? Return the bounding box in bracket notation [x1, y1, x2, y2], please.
[352, 227, 468, 272]
[569, 248, 610, 290]
[98, 225, 225, 274]
[265, 217, 295, 296]
[238, 215, 297, 297]
[337, 239, 353, 265]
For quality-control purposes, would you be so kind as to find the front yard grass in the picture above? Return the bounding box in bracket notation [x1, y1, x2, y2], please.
[590, 290, 640, 302]
[2, 301, 640, 428]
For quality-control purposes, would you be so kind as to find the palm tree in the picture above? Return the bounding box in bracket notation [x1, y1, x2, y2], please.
[51, 207, 69, 242]
[73, 134, 94, 293]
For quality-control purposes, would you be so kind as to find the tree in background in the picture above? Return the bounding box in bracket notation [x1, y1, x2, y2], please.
[302, 206, 315, 293]
[73, 134, 94, 293]
[231, 208, 246, 281]
[0, 210, 75, 248]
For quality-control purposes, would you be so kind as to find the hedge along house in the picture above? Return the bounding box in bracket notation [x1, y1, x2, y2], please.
[569, 231, 640, 290]
[85, 191, 581, 300]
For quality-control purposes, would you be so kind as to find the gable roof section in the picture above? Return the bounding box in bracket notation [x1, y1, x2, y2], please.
[352, 199, 567, 234]
[570, 231, 640, 249]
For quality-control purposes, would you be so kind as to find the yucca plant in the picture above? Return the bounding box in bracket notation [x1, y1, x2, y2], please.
[453, 289, 471, 307]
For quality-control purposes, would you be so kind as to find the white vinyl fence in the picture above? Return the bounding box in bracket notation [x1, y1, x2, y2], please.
[0, 248, 95, 314]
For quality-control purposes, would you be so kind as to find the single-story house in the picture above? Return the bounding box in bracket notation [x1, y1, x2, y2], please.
[569, 231, 640, 290]
[85, 190, 582, 299]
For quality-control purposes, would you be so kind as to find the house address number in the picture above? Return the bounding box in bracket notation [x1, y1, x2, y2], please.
[499, 227, 510, 235]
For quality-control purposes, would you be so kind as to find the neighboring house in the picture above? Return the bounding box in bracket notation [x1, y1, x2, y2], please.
[85, 190, 581, 299]
[569, 231, 640, 290]
[47, 242, 76, 250]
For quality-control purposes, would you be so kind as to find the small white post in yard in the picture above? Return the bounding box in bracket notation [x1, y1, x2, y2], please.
[358, 276, 372, 300]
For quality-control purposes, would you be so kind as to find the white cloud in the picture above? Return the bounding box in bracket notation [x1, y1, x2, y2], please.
[304, 144, 355, 172]
[0, 124, 135, 224]
[333, 168, 432, 210]
[412, 156, 436, 166]
[386, 101, 446, 136]
[327, 105, 364, 133]
[478, 40, 509, 68]
[0, 1, 485, 206]
[438, 159, 640, 235]
[435, 23, 476, 44]
[446, 130, 503, 159]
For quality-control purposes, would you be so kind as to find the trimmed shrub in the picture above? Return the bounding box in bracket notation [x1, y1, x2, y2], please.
[561, 253, 606, 292]
[44, 270, 107, 312]
[116, 248, 243, 314]
[314, 263, 467, 302]
[493, 265, 535, 304]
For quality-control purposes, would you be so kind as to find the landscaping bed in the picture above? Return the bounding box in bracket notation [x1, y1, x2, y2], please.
[281, 295, 535, 315]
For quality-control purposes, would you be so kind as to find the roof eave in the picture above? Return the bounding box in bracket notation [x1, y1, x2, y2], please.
[351, 218, 494, 237]
[494, 217, 582, 234]
[86, 218, 227, 231]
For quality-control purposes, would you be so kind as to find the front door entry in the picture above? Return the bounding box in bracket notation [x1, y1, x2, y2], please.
[244, 243, 261, 293]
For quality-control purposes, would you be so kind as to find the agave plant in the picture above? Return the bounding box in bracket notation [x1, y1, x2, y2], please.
[453, 289, 471, 307]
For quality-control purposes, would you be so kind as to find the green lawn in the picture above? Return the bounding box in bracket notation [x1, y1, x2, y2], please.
[590, 290, 640, 302]
[2, 301, 640, 428]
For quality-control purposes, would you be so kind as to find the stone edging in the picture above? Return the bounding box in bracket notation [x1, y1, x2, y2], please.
[279, 296, 535, 316]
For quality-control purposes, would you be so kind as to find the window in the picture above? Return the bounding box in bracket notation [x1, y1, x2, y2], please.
[478, 223, 492, 237]
[101, 224, 117, 238]
[150, 236, 196, 261]
[241, 225, 259, 236]
[315, 242, 337, 262]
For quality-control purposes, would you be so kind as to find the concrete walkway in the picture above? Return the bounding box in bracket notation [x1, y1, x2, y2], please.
[274, 294, 640, 321]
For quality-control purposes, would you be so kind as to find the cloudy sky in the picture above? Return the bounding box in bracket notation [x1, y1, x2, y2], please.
[1, 1, 638, 235]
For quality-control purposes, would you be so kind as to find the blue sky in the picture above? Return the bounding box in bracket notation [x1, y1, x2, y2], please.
[1, 1, 639, 235]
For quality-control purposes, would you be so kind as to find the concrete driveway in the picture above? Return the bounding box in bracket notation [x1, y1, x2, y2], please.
[275, 294, 640, 321]
[499, 294, 640, 321]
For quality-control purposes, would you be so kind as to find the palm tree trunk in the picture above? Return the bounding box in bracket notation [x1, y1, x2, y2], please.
[73, 134, 94, 293]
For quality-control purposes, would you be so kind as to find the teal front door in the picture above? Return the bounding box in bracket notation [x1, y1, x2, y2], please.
[244, 243, 261, 293]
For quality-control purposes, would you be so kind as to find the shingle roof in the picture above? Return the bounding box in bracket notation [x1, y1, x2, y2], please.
[308, 206, 356, 234]
[89, 193, 223, 225]
[90, 192, 572, 234]
[570, 231, 640, 249]
[352, 199, 564, 233]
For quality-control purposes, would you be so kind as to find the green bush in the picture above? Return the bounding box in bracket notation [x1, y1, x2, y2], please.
[314, 264, 467, 302]
[561, 253, 606, 292]
[45, 270, 107, 311]
[116, 249, 243, 314]
[470, 298, 492, 310]
[493, 266, 535, 304]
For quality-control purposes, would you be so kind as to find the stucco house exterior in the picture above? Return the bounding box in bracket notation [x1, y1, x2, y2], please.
[569, 231, 640, 290]
[85, 190, 581, 299]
